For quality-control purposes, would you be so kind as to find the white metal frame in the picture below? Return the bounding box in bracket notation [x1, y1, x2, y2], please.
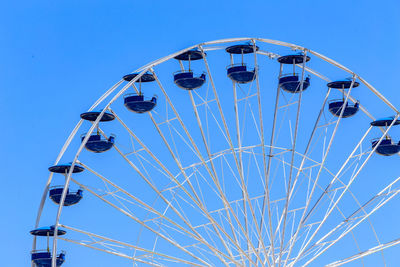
[30, 37, 400, 267]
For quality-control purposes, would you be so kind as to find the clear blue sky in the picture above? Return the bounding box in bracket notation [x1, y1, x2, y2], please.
[1, 0, 400, 266]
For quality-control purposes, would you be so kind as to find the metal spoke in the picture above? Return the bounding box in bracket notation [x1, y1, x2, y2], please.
[284, 76, 358, 263]
[277, 51, 308, 266]
[199, 44, 269, 265]
[301, 176, 400, 266]
[51, 69, 150, 267]
[148, 70, 260, 265]
[59, 224, 204, 266]
[189, 90, 247, 265]
[69, 177, 210, 265]
[98, 118, 236, 265]
[77, 161, 236, 262]
[291, 114, 400, 266]
[326, 236, 400, 267]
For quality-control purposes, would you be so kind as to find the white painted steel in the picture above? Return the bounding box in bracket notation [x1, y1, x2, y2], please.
[30, 38, 400, 267]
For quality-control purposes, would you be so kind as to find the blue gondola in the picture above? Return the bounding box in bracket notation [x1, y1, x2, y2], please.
[279, 74, 310, 93]
[82, 133, 115, 153]
[370, 116, 400, 156]
[327, 80, 360, 118]
[328, 100, 359, 118]
[174, 71, 206, 90]
[30, 226, 66, 267]
[174, 49, 206, 90]
[277, 54, 311, 93]
[124, 94, 157, 113]
[80, 111, 115, 122]
[226, 44, 258, 84]
[123, 72, 157, 112]
[227, 64, 256, 84]
[81, 110, 115, 153]
[371, 138, 400, 156]
[31, 251, 65, 267]
[49, 186, 83, 206]
[48, 163, 85, 174]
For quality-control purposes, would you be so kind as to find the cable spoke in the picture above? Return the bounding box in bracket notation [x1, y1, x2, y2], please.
[301, 176, 400, 266]
[59, 224, 204, 266]
[326, 236, 400, 267]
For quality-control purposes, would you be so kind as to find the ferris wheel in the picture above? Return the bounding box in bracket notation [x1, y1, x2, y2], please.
[31, 37, 400, 267]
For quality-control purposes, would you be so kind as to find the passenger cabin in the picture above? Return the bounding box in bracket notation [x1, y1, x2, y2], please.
[31, 251, 65, 267]
[48, 163, 84, 205]
[226, 44, 258, 84]
[328, 100, 359, 118]
[49, 186, 83, 206]
[30, 226, 66, 267]
[80, 110, 116, 153]
[124, 94, 157, 113]
[81, 133, 115, 153]
[327, 80, 360, 118]
[370, 117, 400, 156]
[371, 138, 400, 156]
[123, 72, 157, 113]
[277, 54, 311, 93]
[173, 49, 206, 90]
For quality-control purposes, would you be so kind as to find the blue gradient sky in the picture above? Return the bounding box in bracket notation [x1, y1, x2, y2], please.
[1, 0, 400, 266]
